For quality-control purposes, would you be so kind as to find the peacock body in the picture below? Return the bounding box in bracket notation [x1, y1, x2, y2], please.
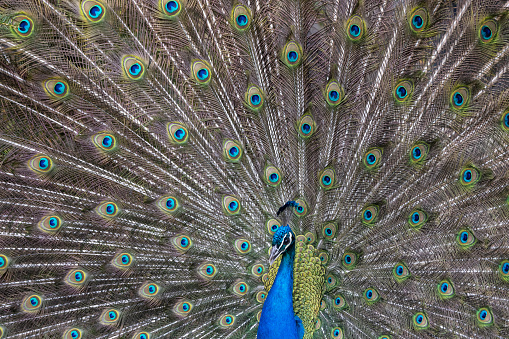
[0, 0, 509, 338]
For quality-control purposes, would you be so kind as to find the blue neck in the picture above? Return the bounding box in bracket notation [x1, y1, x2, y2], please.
[257, 245, 298, 339]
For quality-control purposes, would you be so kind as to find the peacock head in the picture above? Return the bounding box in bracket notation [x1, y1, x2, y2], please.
[269, 226, 295, 265]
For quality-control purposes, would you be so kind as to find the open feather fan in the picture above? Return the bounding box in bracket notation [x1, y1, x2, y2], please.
[0, 0, 509, 338]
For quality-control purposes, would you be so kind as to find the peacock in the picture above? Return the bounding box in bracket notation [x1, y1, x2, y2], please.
[0, 0, 509, 337]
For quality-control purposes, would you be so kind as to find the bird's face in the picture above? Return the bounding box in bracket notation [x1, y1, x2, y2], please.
[269, 226, 295, 265]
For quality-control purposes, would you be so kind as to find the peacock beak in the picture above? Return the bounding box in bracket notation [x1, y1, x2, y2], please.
[269, 244, 283, 266]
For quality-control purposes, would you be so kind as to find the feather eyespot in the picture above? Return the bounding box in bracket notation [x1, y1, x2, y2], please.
[64, 269, 89, 288]
[325, 273, 338, 290]
[410, 142, 429, 164]
[167, 122, 189, 145]
[408, 209, 427, 229]
[191, 60, 212, 85]
[245, 85, 264, 111]
[437, 279, 455, 299]
[409, 8, 428, 33]
[63, 328, 83, 339]
[255, 291, 266, 303]
[393, 262, 410, 282]
[319, 168, 335, 190]
[342, 252, 358, 269]
[234, 239, 251, 254]
[44, 79, 70, 99]
[456, 229, 476, 248]
[223, 140, 243, 162]
[198, 262, 217, 279]
[393, 80, 413, 102]
[325, 80, 344, 106]
[231, 5, 251, 31]
[346, 15, 365, 41]
[92, 132, 117, 151]
[282, 41, 302, 67]
[132, 331, 151, 339]
[476, 307, 493, 326]
[21, 294, 43, 313]
[499, 260, 509, 281]
[264, 165, 282, 187]
[304, 231, 315, 244]
[412, 312, 429, 329]
[157, 195, 180, 214]
[363, 148, 382, 169]
[28, 155, 54, 174]
[479, 19, 497, 43]
[315, 318, 321, 330]
[266, 218, 280, 235]
[331, 327, 344, 338]
[99, 308, 120, 326]
[297, 114, 316, 139]
[112, 252, 133, 269]
[361, 205, 379, 225]
[12, 15, 34, 38]
[0, 254, 10, 273]
[172, 235, 192, 253]
[122, 56, 145, 80]
[223, 195, 241, 216]
[322, 223, 337, 240]
[460, 167, 480, 186]
[450, 87, 470, 110]
[231, 281, 249, 296]
[319, 251, 329, 265]
[320, 300, 327, 310]
[0, 326, 4, 339]
[293, 199, 308, 217]
[363, 288, 380, 303]
[139, 282, 162, 300]
[161, 0, 182, 18]
[378, 336, 392, 339]
[173, 300, 193, 317]
[37, 215, 62, 234]
[251, 264, 265, 277]
[501, 110, 509, 131]
[81, 1, 105, 23]
[333, 294, 347, 310]
[96, 201, 119, 218]
[219, 314, 235, 327]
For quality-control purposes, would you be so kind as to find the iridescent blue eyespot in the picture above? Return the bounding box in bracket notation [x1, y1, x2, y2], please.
[229, 201, 238, 211]
[18, 19, 30, 33]
[367, 153, 376, 164]
[396, 85, 407, 99]
[463, 170, 472, 182]
[250, 94, 261, 105]
[479, 20, 497, 43]
[344, 255, 351, 264]
[89, 5, 102, 18]
[269, 173, 279, 182]
[460, 231, 468, 243]
[349, 24, 360, 37]
[412, 15, 423, 29]
[130, 63, 142, 76]
[411, 212, 420, 223]
[166, 1, 179, 13]
[413, 146, 421, 159]
[454, 93, 463, 106]
[396, 265, 404, 275]
[30, 297, 39, 306]
[287, 51, 298, 62]
[106, 203, 115, 215]
[328, 90, 339, 102]
[75, 271, 83, 281]
[322, 175, 331, 185]
[409, 8, 428, 33]
[123, 56, 145, 80]
[54, 82, 66, 95]
[236, 15, 247, 26]
[229, 146, 239, 157]
[71, 330, 80, 338]
[197, 68, 209, 80]
[166, 198, 175, 209]
[301, 123, 311, 134]
[364, 210, 373, 220]
[481, 26, 492, 39]
[102, 135, 113, 148]
[39, 157, 49, 170]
